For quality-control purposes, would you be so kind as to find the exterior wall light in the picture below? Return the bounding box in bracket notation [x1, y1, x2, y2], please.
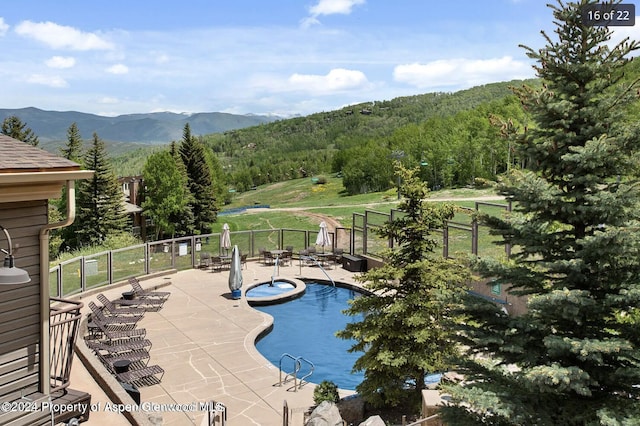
[0, 225, 31, 285]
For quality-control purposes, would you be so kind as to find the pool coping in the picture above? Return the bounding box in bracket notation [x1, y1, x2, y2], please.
[245, 276, 307, 306]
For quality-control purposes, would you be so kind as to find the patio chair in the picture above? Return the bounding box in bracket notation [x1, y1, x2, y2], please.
[211, 256, 224, 272]
[264, 251, 274, 266]
[97, 294, 146, 318]
[129, 277, 171, 301]
[258, 247, 266, 264]
[200, 252, 212, 269]
[280, 251, 292, 266]
[240, 253, 248, 269]
[88, 301, 143, 328]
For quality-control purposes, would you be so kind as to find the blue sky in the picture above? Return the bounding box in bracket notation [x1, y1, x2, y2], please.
[0, 0, 637, 117]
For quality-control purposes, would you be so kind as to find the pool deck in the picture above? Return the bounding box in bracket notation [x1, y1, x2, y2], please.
[71, 257, 365, 425]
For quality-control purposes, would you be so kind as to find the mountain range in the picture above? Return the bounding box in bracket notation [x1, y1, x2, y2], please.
[0, 107, 280, 144]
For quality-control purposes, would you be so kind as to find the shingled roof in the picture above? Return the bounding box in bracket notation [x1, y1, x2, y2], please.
[0, 134, 81, 172]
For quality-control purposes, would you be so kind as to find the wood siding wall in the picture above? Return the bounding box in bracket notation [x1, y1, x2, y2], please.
[0, 200, 46, 401]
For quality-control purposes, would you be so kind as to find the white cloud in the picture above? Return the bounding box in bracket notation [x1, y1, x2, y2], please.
[45, 56, 76, 69]
[15, 20, 114, 50]
[393, 56, 532, 89]
[0, 18, 9, 36]
[26, 74, 68, 88]
[106, 64, 129, 75]
[288, 68, 369, 94]
[310, 0, 365, 16]
[302, 0, 365, 27]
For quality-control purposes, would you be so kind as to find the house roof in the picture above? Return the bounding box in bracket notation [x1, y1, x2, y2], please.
[0, 134, 93, 202]
[0, 134, 81, 172]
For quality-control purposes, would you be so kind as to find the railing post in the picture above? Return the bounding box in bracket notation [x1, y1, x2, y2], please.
[145, 243, 150, 275]
[108, 250, 113, 284]
[80, 256, 86, 292]
[283, 400, 289, 426]
[443, 227, 449, 258]
[471, 218, 478, 256]
[56, 266, 63, 298]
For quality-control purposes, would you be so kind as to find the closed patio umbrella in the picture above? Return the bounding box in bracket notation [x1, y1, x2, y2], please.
[315, 221, 331, 253]
[228, 245, 243, 299]
[221, 223, 231, 254]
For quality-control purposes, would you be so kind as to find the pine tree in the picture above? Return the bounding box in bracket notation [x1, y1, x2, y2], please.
[337, 164, 469, 412]
[71, 133, 127, 248]
[60, 122, 83, 163]
[179, 124, 218, 234]
[1, 115, 39, 146]
[55, 122, 85, 254]
[441, 1, 640, 424]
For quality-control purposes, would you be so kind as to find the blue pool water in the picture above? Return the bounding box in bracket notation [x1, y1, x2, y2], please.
[253, 283, 365, 390]
[246, 281, 295, 297]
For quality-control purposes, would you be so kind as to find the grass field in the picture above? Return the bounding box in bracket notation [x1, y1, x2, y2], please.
[217, 177, 510, 260]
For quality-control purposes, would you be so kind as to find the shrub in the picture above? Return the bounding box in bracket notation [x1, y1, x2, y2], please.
[313, 380, 340, 405]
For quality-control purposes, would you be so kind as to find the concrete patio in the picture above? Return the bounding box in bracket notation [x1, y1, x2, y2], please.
[70, 257, 364, 425]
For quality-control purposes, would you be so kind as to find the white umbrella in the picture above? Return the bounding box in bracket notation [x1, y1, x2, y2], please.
[228, 245, 243, 299]
[221, 223, 231, 254]
[315, 221, 331, 253]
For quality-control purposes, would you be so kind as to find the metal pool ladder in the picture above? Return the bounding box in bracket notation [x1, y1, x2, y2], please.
[277, 353, 315, 391]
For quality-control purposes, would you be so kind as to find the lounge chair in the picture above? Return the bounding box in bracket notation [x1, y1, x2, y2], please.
[97, 294, 146, 318]
[86, 338, 152, 354]
[88, 302, 143, 328]
[87, 314, 146, 341]
[112, 364, 165, 386]
[128, 277, 171, 301]
[107, 292, 164, 312]
[98, 349, 151, 368]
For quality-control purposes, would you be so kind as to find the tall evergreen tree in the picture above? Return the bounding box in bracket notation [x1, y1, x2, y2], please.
[1, 115, 39, 146]
[60, 122, 83, 163]
[71, 133, 127, 248]
[179, 124, 218, 234]
[441, 1, 640, 424]
[337, 164, 469, 412]
[55, 122, 85, 253]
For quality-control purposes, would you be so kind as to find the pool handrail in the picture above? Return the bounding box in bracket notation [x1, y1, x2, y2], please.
[278, 353, 301, 391]
[299, 255, 335, 286]
[296, 356, 315, 389]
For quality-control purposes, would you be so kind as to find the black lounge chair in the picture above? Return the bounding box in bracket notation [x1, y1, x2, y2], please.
[97, 294, 147, 318]
[129, 278, 171, 301]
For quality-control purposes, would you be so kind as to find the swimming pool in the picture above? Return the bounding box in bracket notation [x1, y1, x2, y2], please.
[253, 282, 365, 390]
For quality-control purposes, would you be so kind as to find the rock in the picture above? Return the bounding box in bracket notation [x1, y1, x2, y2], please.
[358, 415, 386, 426]
[337, 394, 365, 425]
[305, 401, 344, 426]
